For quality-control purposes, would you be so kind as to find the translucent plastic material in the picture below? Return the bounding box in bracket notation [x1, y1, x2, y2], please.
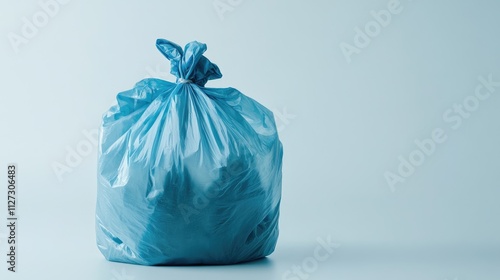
[95, 39, 283, 265]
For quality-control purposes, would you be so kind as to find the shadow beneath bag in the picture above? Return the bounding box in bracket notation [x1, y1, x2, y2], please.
[145, 256, 274, 270]
[98, 256, 278, 280]
[165, 256, 274, 267]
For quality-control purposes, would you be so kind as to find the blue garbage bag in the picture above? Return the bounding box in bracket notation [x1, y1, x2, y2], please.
[95, 39, 283, 265]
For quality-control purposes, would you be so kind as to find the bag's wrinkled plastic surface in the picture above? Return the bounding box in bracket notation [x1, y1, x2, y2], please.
[95, 39, 283, 265]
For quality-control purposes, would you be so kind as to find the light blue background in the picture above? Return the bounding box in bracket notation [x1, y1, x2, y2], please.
[0, 0, 499, 279]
